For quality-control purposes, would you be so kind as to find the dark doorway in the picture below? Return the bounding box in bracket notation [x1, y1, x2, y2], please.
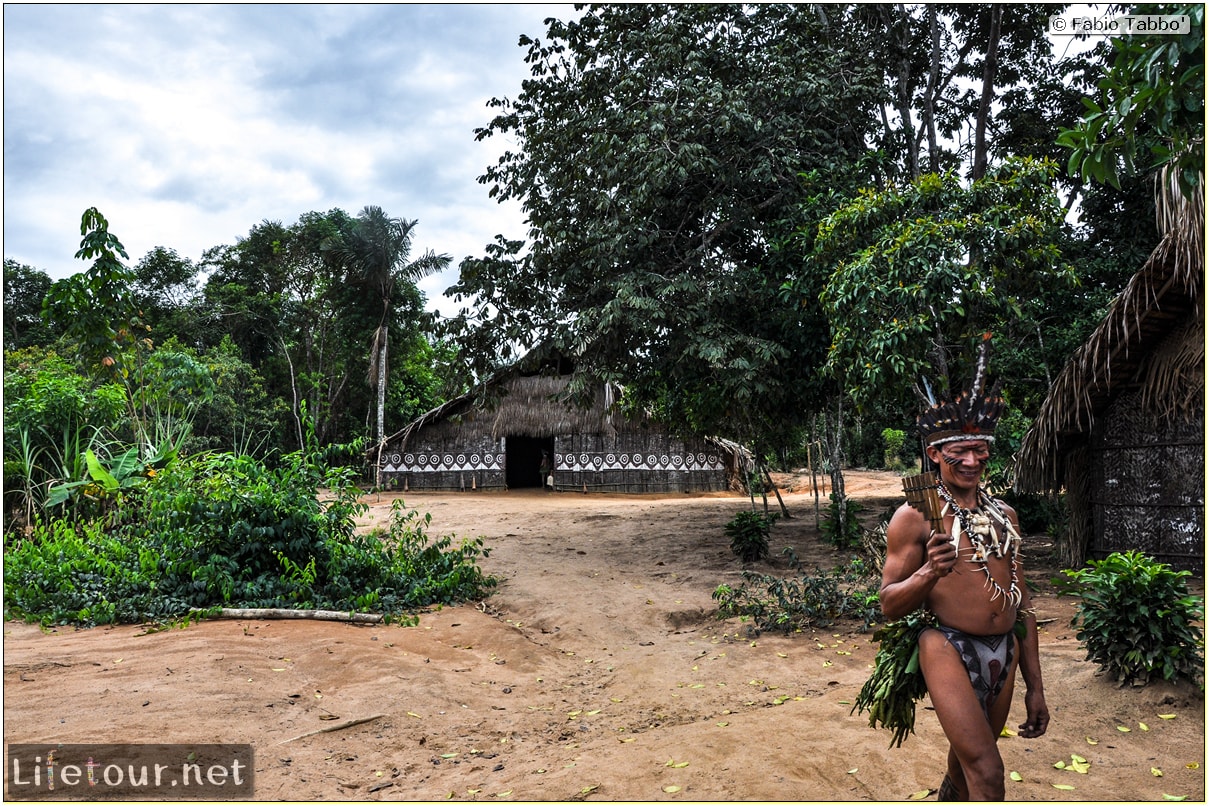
[505, 435, 554, 489]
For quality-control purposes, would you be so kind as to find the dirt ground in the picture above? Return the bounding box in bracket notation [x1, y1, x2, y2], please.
[4, 470, 1205, 802]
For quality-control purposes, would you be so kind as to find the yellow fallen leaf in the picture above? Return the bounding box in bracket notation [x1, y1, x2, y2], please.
[1186, 763, 1200, 770]
[581, 786, 598, 795]
[909, 789, 931, 799]
[663, 785, 681, 793]
[1052, 783, 1075, 790]
[272, 668, 287, 672]
[1152, 767, 1164, 777]
[1117, 725, 1131, 732]
[586, 709, 601, 715]
[1010, 771, 1023, 782]
[717, 721, 729, 727]
[1162, 795, 1187, 801]
[1159, 713, 1177, 719]
[495, 791, 512, 798]
[619, 737, 635, 743]
[468, 789, 481, 795]
[1139, 722, 1149, 731]
[1053, 761, 1067, 770]
[847, 768, 858, 774]
[406, 711, 422, 718]
[1000, 727, 1016, 737]
[822, 661, 833, 668]
[1070, 754, 1086, 764]
[777, 652, 788, 658]
[1085, 736, 1098, 745]
[441, 753, 458, 759]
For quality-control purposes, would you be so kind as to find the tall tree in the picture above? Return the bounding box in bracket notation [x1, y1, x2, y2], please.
[328, 206, 450, 483]
[447, 3, 883, 454]
[4, 259, 58, 349]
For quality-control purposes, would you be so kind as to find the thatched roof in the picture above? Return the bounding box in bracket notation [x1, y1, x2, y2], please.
[1014, 172, 1205, 493]
[382, 372, 621, 451]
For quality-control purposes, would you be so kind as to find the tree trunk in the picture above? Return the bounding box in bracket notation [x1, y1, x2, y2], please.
[375, 325, 388, 488]
[972, 5, 1003, 181]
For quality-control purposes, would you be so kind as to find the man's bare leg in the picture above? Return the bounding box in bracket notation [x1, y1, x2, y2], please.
[919, 629, 1010, 800]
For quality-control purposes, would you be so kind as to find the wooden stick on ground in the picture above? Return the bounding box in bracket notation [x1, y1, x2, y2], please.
[197, 608, 384, 624]
[278, 714, 387, 745]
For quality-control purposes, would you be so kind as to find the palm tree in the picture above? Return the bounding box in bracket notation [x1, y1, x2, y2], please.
[328, 206, 451, 485]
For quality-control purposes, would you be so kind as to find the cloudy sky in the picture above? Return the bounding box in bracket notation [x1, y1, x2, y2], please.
[3, 3, 579, 315]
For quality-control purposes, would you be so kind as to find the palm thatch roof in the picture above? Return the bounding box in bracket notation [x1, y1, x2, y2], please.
[382, 371, 621, 451]
[1015, 171, 1205, 493]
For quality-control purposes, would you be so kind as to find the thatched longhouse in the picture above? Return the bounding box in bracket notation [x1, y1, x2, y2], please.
[375, 366, 745, 493]
[1015, 174, 1204, 572]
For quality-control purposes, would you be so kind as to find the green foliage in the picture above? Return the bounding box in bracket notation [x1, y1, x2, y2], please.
[881, 428, 906, 470]
[820, 493, 864, 550]
[1057, 3, 1204, 197]
[4, 259, 59, 348]
[807, 158, 1073, 407]
[4, 445, 497, 627]
[447, 3, 882, 449]
[1059, 551, 1203, 687]
[713, 555, 881, 633]
[851, 610, 936, 748]
[725, 510, 775, 563]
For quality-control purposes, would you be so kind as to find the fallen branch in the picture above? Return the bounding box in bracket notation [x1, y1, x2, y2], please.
[197, 608, 384, 624]
[278, 714, 387, 744]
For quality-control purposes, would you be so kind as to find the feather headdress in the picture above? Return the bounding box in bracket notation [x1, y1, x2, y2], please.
[915, 333, 1004, 446]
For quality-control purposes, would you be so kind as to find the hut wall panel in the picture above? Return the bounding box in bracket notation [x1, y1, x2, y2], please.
[379, 431, 506, 491]
[1089, 390, 1203, 571]
[552, 430, 729, 493]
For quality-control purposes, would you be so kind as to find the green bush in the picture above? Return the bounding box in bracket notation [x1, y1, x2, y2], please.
[881, 427, 906, 470]
[725, 510, 775, 562]
[820, 493, 864, 549]
[1059, 551, 1203, 687]
[4, 446, 497, 627]
[713, 556, 882, 633]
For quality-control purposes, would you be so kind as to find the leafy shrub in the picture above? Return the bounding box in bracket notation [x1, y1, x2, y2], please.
[4, 446, 497, 627]
[1058, 551, 1203, 687]
[725, 510, 775, 562]
[881, 427, 906, 470]
[820, 493, 864, 549]
[713, 556, 881, 633]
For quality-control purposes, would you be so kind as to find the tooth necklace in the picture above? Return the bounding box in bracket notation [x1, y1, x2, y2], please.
[936, 481, 1022, 609]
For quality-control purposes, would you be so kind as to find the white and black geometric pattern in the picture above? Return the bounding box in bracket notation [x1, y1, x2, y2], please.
[555, 452, 723, 472]
[380, 452, 503, 473]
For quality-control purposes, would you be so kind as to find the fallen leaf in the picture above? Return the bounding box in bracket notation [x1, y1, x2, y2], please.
[1117, 725, 1131, 732]
[580, 785, 598, 795]
[1152, 767, 1164, 777]
[1052, 783, 1075, 790]
[1053, 761, 1067, 770]
[847, 768, 858, 774]
[663, 785, 681, 793]
[909, 789, 931, 799]
[1186, 763, 1200, 770]
[1000, 727, 1017, 737]
[1139, 722, 1149, 731]
[1162, 795, 1187, 801]
[1009, 771, 1023, 782]
[717, 721, 729, 727]
[619, 737, 635, 743]
[1159, 713, 1177, 720]
[495, 791, 512, 798]
[407, 711, 422, 719]
[441, 753, 458, 759]
[1085, 736, 1098, 745]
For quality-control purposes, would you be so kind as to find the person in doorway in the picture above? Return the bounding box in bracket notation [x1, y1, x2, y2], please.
[879, 337, 1049, 801]
[539, 451, 552, 490]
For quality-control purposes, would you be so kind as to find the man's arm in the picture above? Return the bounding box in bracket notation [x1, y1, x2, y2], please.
[879, 504, 958, 621]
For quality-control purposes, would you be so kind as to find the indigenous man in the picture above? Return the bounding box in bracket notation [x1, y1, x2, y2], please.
[880, 341, 1050, 801]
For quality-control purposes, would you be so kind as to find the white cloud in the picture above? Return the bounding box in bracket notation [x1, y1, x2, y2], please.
[3, 3, 575, 314]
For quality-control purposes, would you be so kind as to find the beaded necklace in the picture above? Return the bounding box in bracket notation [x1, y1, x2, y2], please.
[936, 480, 1022, 610]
